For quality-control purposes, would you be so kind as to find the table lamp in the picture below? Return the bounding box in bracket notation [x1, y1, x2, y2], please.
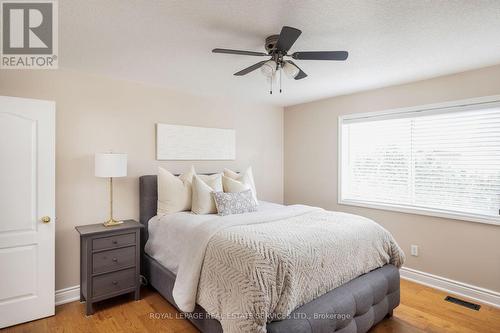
[95, 153, 127, 226]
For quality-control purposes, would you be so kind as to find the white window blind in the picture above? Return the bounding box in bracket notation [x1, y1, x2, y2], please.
[340, 101, 500, 224]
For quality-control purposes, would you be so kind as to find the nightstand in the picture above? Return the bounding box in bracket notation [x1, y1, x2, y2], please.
[75, 220, 143, 315]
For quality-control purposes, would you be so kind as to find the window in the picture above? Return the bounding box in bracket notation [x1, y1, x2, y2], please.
[339, 98, 500, 225]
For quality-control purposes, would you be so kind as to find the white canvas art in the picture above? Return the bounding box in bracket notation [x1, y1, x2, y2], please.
[156, 123, 236, 160]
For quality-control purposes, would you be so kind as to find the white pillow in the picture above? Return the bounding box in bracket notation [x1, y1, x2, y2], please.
[222, 175, 250, 193]
[157, 166, 195, 214]
[223, 167, 258, 204]
[192, 174, 223, 214]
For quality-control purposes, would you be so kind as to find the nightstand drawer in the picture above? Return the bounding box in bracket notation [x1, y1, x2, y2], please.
[92, 246, 136, 274]
[92, 232, 135, 251]
[92, 268, 136, 297]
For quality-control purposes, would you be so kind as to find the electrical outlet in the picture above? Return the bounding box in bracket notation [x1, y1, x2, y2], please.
[411, 245, 419, 257]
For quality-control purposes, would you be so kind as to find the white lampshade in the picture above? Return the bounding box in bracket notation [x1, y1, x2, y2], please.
[95, 153, 127, 178]
[283, 61, 299, 78]
[260, 60, 277, 77]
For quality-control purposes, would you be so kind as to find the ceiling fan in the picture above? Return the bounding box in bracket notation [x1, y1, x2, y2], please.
[212, 26, 348, 94]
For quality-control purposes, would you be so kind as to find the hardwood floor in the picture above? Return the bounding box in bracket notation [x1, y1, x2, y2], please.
[3, 279, 499, 333]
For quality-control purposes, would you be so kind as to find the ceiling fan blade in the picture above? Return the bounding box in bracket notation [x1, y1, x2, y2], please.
[276, 26, 302, 53]
[286, 60, 308, 80]
[212, 48, 268, 56]
[234, 60, 268, 76]
[291, 51, 348, 61]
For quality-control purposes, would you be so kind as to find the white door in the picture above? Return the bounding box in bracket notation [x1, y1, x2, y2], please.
[0, 96, 55, 328]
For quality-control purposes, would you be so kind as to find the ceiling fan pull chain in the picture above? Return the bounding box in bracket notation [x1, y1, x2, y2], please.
[279, 68, 282, 93]
[270, 72, 273, 94]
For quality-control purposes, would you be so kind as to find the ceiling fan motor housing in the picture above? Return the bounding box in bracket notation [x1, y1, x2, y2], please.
[265, 35, 280, 53]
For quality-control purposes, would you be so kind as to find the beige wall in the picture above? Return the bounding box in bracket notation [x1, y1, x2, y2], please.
[0, 70, 284, 290]
[284, 64, 500, 292]
[2, 64, 499, 292]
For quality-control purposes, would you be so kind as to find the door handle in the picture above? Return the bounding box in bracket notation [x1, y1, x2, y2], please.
[41, 216, 51, 223]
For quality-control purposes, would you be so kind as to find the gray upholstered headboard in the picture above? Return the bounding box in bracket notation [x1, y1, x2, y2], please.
[139, 175, 157, 248]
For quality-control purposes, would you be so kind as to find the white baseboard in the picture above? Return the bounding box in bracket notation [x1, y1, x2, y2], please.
[55, 285, 80, 306]
[400, 267, 500, 308]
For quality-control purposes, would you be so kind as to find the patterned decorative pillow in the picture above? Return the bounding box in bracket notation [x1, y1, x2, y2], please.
[212, 190, 258, 216]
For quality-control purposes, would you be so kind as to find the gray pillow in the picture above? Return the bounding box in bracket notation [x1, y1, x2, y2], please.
[212, 190, 258, 216]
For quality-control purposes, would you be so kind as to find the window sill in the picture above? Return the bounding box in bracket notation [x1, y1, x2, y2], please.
[338, 199, 500, 226]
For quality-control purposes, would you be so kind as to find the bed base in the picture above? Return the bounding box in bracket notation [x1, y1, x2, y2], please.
[144, 254, 400, 333]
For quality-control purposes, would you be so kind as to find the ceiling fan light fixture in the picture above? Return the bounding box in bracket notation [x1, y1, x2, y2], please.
[283, 61, 299, 78]
[260, 60, 276, 77]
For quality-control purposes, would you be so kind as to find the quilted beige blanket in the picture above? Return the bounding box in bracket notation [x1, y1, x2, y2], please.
[170, 205, 405, 333]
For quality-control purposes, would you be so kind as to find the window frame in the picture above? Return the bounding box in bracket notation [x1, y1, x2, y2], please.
[338, 95, 500, 226]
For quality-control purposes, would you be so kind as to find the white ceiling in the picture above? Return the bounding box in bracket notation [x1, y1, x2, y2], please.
[60, 0, 500, 107]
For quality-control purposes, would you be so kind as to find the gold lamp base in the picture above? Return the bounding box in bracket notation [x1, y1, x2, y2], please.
[103, 218, 123, 227]
[102, 177, 124, 227]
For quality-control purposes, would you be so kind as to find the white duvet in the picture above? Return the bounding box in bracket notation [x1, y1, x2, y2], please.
[145, 201, 286, 275]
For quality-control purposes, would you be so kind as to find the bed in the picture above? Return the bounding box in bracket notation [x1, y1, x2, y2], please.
[139, 175, 403, 333]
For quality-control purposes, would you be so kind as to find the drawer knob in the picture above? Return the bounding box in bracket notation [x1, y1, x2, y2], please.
[112, 240, 118, 245]
[112, 258, 118, 262]
[112, 281, 118, 285]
